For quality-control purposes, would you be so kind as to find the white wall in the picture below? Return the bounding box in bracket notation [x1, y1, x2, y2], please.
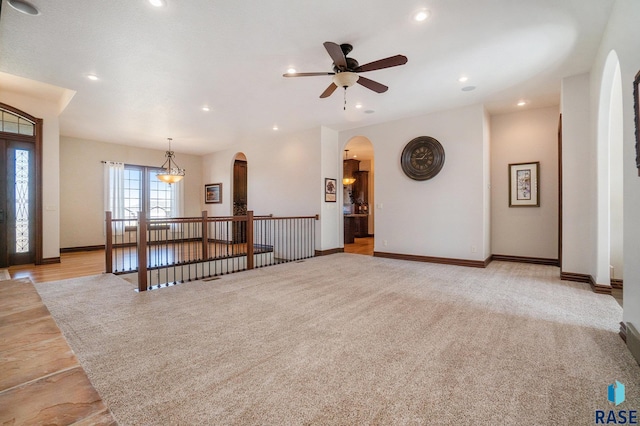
[339, 104, 489, 261]
[561, 73, 594, 275]
[0, 91, 61, 260]
[358, 159, 375, 234]
[202, 128, 324, 247]
[609, 63, 624, 281]
[320, 126, 340, 250]
[59, 136, 203, 248]
[590, 0, 640, 330]
[491, 106, 560, 259]
[483, 108, 491, 258]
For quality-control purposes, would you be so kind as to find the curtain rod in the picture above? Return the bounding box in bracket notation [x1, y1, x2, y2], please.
[101, 160, 160, 169]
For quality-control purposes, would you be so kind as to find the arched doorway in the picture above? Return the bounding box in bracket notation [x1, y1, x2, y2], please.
[232, 153, 247, 243]
[596, 50, 624, 302]
[343, 137, 374, 255]
[0, 103, 43, 267]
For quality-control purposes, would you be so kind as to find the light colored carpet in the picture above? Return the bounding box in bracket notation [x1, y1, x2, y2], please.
[35, 254, 639, 425]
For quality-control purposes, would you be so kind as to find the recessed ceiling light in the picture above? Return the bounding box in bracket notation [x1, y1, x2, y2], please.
[517, 100, 527, 106]
[286, 68, 297, 74]
[272, 125, 279, 131]
[355, 103, 363, 109]
[458, 76, 468, 83]
[7, 0, 40, 16]
[87, 74, 99, 81]
[461, 86, 476, 92]
[202, 106, 210, 112]
[353, 155, 358, 158]
[414, 9, 429, 22]
[149, 0, 166, 7]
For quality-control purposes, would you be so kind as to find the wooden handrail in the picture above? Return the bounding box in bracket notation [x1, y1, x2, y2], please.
[105, 210, 317, 291]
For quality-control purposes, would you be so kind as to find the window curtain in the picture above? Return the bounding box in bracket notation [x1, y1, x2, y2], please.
[171, 179, 184, 218]
[103, 161, 125, 235]
[170, 179, 184, 234]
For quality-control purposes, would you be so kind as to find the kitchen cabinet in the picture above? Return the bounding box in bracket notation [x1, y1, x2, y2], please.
[352, 171, 368, 206]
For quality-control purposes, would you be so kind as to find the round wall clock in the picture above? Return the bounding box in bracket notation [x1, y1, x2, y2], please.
[400, 136, 445, 181]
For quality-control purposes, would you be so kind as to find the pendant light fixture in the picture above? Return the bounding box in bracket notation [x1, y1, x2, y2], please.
[156, 138, 185, 184]
[342, 149, 356, 185]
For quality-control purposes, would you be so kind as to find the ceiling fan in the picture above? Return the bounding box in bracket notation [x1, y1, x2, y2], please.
[283, 42, 408, 103]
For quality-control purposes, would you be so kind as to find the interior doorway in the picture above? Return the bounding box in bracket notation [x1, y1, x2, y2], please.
[232, 153, 247, 243]
[343, 137, 374, 256]
[596, 51, 624, 305]
[0, 105, 41, 268]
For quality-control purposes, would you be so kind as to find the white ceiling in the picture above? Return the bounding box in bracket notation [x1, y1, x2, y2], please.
[0, 0, 615, 158]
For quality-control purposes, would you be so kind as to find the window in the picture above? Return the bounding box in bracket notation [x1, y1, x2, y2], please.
[0, 108, 34, 136]
[123, 165, 178, 219]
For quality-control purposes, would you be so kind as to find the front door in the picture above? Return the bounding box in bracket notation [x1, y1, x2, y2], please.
[0, 139, 36, 267]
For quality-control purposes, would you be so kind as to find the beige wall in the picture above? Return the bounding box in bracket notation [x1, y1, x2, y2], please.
[490, 106, 560, 259]
[59, 136, 203, 249]
[339, 104, 490, 261]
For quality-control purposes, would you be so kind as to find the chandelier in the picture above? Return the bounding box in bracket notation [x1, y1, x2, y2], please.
[342, 149, 356, 185]
[156, 138, 185, 184]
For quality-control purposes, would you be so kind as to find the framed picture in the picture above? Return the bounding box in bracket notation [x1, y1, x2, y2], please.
[634, 70, 640, 175]
[325, 178, 337, 202]
[509, 162, 540, 207]
[204, 183, 222, 204]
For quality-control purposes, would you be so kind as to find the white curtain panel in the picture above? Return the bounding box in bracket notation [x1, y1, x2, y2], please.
[103, 161, 125, 235]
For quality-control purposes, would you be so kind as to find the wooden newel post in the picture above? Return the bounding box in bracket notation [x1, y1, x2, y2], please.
[247, 210, 254, 270]
[201, 211, 209, 260]
[105, 211, 113, 274]
[137, 211, 148, 292]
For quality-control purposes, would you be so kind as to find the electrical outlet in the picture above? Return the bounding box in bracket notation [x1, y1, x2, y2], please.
[383, 240, 388, 246]
[470, 245, 477, 253]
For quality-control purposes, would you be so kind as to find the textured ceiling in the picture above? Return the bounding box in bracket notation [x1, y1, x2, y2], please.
[0, 0, 615, 156]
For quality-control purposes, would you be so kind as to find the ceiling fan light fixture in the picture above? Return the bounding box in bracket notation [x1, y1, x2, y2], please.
[8, 0, 40, 16]
[333, 72, 359, 88]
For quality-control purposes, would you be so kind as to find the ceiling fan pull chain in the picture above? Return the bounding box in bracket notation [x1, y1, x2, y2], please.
[344, 87, 347, 110]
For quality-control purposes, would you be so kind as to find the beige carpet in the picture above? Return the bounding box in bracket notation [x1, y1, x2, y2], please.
[35, 254, 639, 425]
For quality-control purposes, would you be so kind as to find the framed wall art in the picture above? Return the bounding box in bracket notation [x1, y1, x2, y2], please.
[634, 69, 640, 175]
[204, 183, 222, 204]
[509, 162, 540, 207]
[325, 178, 337, 202]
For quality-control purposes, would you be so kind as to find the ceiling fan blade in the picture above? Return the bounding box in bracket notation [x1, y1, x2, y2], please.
[283, 72, 335, 77]
[320, 83, 338, 98]
[356, 76, 388, 93]
[323, 41, 347, 70]
[356, 55, 408, 73]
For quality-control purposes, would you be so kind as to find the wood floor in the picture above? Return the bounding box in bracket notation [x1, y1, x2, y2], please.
[8, 250, 107, 284]
[4, 238, 374, 284]
[343, 237, 374, 256]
